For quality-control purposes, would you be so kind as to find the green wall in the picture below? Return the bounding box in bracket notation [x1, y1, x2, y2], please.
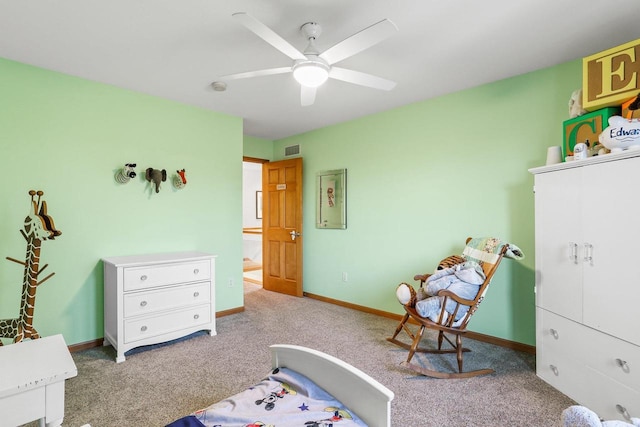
[243, 135, 274, 160]
[0, 55, 583, 348]
[274, 60, 582, 345]
[0, 58, 244, 346]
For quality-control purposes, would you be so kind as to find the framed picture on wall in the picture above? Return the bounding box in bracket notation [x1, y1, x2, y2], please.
[256, 191, 262, 219]
[316, 169, 346, 229]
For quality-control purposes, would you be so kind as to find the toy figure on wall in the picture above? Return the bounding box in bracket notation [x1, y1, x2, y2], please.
[145, 167, 167, 193]
[173, 169, 187, 189]
[115, 163, 137, 184]
[0, 190, 61, 345]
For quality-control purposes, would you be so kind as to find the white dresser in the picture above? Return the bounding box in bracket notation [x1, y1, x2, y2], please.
[530, 151, 640, 422]
[103, 252, 216, 363]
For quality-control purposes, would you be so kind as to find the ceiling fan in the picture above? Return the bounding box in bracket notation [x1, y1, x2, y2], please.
[218, 12, 399, 106]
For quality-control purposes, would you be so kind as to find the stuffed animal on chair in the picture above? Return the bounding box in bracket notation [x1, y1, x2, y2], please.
[395, 238, 525, 323]
[395, 255, 465, 309]
[396, 261, 486, 323]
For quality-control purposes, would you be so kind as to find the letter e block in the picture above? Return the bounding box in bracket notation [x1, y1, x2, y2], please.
[583, 39, 640, 111]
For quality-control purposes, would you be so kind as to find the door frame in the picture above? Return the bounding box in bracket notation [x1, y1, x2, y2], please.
[243, 156, 269, 284]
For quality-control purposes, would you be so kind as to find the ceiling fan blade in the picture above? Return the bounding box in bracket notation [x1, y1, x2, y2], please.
[319, 19, 398, 65]
[329, 67, 396, 91]
[233, 12, 307, 61]
[301, 86, 317, 106]
[219, 67, 292, 81]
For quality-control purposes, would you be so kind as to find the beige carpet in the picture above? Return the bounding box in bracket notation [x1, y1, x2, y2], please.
[22, 282, 574, 426]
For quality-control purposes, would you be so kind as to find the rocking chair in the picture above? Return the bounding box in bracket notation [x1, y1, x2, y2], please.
[387, 237, 521, 379]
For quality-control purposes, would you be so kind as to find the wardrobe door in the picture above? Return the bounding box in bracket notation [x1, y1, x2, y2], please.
[534, 167, 583, 322]
[582, 157, 640, 346]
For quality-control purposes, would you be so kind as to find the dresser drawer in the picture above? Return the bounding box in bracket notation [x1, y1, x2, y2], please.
[538, 308, 640, 391]
[537, 308, 586, 359]
[124, 304, 211, 343]
[123, 260, 211, 291]
[537, 346, 591, 405]
[580, 366, 640, 422]
[583, 329, 640, 392]
[123, 282, 211, 318]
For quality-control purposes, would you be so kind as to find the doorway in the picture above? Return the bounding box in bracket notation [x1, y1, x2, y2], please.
[242, 159, 265, 286]
[242, 156, 304, 296]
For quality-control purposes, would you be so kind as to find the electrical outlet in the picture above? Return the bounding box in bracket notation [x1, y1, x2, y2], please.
[342, 272, 348, 282]
[228, 278, 234, 287]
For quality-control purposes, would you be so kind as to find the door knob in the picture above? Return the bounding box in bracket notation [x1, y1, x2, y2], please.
[289, 230, 301, 241]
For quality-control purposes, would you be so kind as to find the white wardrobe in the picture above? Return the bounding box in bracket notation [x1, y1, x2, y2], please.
[530, 151, 640, 422]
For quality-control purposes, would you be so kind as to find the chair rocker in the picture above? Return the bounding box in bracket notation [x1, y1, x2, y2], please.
[387, 237, 509, 379]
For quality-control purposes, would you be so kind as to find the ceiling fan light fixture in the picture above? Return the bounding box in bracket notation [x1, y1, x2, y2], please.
[293, 60, 330, 88]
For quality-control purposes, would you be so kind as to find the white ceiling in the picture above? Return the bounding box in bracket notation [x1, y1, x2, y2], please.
[1, 1, 640, 140]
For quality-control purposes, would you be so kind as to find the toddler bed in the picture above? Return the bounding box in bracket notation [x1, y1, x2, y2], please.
[167, 344, 394, 427]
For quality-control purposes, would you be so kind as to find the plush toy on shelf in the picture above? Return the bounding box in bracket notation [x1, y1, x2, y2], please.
[622, 93, 640, 120]
[569, 88, 587, 118]
[599, 116, 640, 153]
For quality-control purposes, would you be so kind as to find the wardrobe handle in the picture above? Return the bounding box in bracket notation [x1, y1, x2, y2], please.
[193, 268, 200, 275]
[550, 328, 559, 339]
[140, 325, 147, 332]
[616, 358, 630, 373]
[193, 314, 200, 320]
[140, 300, 147, 307]
[140, 275, 148, 281]
[616, 404, 631, 421]
[569, 243, 578, 264]
[193, 291, 200, 298]
[584, 243, 593, 265]
[550, 365, 558, 376]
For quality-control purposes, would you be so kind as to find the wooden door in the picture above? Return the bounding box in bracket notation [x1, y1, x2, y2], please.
[262, 158, 303, 296]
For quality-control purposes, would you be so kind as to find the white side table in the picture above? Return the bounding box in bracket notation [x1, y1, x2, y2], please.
[0, 334, 78, 427]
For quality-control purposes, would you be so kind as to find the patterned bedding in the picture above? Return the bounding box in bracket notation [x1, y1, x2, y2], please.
[166, 366, 368, 427]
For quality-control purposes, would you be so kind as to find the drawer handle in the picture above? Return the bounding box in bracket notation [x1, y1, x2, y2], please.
[193, 268, 200, 275]
[616, 404, 631, 421]
[194, 314, 200, 320]
[550, 365, 558, 376]
[140, 275, 148, 281]
[140, 325, 147, 332]
[550, 328, 559, 339]
[193, 291, 200, 298]
[140, 301, 147, 307]
[616, 358, 630, 373]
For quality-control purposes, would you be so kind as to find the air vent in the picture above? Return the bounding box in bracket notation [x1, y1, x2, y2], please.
[284, 144, 301, 157]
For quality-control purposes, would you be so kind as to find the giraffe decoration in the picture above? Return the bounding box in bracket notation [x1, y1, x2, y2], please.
[0, 190, 61, 345]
